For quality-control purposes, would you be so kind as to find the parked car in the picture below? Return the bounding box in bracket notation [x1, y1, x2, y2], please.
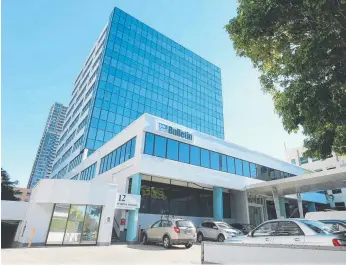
[142, 218, 196, 249]
[319, 220, 346, 233]
[197, 221, 243, 242]
[225, 219, 346, 246]
[230, 223, 256, 235]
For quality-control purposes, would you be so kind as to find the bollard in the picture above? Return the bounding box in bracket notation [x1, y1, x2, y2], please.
[28, 228, 36, 248]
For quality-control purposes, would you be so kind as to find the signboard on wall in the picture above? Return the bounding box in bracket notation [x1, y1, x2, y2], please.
[115, 194, 141, 210]
[157, 122, 193, 142]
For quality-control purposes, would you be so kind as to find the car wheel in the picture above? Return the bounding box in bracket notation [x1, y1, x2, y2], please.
[217, 234, 225, 242]
[142, 233, 148, 245]
[197, 232, 204, 243]
[185, 243, 193, 249]
[162, 235, 171, 249]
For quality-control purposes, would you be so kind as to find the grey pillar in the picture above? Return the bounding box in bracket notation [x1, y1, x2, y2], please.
[296, 193, 304, 218]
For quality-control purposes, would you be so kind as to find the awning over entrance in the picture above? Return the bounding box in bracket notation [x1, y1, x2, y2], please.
[245, 167, 346, 196]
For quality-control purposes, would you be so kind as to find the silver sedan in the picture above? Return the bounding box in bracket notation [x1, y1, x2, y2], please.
[225, 219, 346, 246]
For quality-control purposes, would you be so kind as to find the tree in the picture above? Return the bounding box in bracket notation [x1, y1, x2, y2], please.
[1, 168, 19, 201]
[226, 0, 346, 159]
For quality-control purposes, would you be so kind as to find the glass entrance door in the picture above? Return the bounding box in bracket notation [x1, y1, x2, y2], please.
[249, 205, 263, 227]
[46, 204, 102, 245]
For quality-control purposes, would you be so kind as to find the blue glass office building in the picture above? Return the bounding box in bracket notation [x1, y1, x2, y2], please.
[86, 7, 223, 152]
[51, 7, 223, 179]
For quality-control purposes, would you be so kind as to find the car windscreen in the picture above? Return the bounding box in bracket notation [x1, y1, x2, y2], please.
[176, 220, 194, 228]
[300, 220, 337, 234]
[217, 223, 231, 229]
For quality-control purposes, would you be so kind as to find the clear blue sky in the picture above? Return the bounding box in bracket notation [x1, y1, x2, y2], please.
[2, 0, 304, 186]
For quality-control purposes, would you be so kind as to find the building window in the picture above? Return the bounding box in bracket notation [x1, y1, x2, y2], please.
[332, 189, 342, 194]
[144, 133, 154, 155]
[154, 135, 167, 158]
[291, 159, 296, 165]
[179, 143, 190, 163]
[300, 157, 308, 164]
[210, 152, 220, 171]
[312, 157, 319, 162]
[250, 163, 257, 178]
[99, 137, 136, 174]
[221, 155, 227, 172]
[227, 156, 236, 174]
[167, 139, 178, 161]
[200, 149, 210, 168]
[235, 159, 243, 176]
[80, 163, 96, 181]
[315, 169, 323, 172]
[243, 161, 250, 177]
[190, 146, 200, 166]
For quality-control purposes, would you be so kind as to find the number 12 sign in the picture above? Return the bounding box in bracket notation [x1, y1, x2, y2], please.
[115, 193, 141, 210]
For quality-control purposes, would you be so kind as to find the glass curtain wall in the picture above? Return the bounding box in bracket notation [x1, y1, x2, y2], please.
[144, 132, 296, 181]
[46, 204, 102, 245]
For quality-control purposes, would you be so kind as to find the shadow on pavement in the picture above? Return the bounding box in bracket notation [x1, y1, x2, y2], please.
[127, 244, 189, 251]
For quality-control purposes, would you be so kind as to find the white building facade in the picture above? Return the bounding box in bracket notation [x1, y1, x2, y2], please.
[54, 114, 327, 242]
[285, 146, 346, 210]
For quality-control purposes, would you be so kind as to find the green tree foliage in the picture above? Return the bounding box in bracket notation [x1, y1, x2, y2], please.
[226, 0, 346, 158]
[1, 168, 19, 201]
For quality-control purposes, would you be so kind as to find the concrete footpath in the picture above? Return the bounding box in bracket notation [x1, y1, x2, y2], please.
[2, 244, 201, 264]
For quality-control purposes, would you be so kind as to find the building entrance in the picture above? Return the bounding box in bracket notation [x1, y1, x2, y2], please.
[248, 205, 263, 227]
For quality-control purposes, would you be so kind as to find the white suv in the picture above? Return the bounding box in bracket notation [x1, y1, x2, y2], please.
[143, 218, 196, 248]
[197, 221, 243, 242]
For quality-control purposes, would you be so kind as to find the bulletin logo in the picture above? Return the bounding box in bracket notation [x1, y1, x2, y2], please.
[157, 123, 193, 141]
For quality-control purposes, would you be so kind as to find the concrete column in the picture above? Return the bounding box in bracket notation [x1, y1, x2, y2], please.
[279, 198, 287, 218]
[213, 187, 223, 221]
[307, 202, 316, 212]
[126, 173, 141, 242]
[272, 188, 286, 218]
[297, 193, 304, 218]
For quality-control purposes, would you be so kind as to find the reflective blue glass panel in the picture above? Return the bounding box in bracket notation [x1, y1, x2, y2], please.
[210, 152, 220, 170]
[201, 149, 210, 168]
[190, 146, 201, 166]
[179, 143, 189, 163]
[235, 159, 243, 176]
[167, 139, 178, 161]
[154, 135, 167, 158]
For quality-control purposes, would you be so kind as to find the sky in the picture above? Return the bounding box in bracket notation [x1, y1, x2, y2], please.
[1, 0, 305, 186]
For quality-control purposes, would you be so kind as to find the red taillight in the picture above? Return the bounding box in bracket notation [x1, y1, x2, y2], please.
[332, 238, 346, 246]
[174, 227, 180, 233]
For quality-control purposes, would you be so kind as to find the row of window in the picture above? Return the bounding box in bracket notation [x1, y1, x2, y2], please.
[61, 147, 72, 164]
[99, 137, 136, 174]
[68, 153, 83, 172]
[144, 133, 296, 181]
[73, 135, 84, 152]
[80, 163, 97, 181]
